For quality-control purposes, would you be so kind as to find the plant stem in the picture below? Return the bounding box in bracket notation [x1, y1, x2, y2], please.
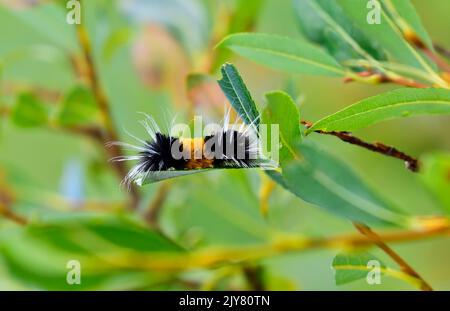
[301, 120, 420, 172]
[100, 217, 450, 272]
[144, 182, 171, 228]
[353, 222, 432, 291]
[242, 265, 266, 291]
[74, 23, 140, 209]
[434, 43, 450, 59]
[422, 47, 450, 73]
[0, 186, 27, 226]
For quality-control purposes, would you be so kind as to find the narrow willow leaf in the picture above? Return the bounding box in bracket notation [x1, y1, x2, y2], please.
[217, 33, 345, 77]
[308, 88, 450, 133]
[57, 86, 100, 126]
[282, 142, 407, 225]
[381, 0, 433, 50]
[332, 251, 385, 285]
[338, 0, 434, 73]
[262, 91, 301, 163]
[420, 153, 450, 214]
[11, 93, 48, 128]
[137, 169, 210, 186]
[293, 0, 386, 63]
[217, 63, 260, 127]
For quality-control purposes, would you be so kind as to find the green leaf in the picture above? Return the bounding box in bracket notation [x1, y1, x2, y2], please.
[11, 93, 48, 128]
[332, 251, 385, 285]
[57, 86, 100, 126]
[293, 0, 386, 64]
[338, 0, 435, 73]
[282, 142, 407, 225]
[0, 214, 182, 290]
[420, 153, 450, 214]
[217, 33, 345, 77]
[381, 0, 433, 50]
[217, 63, 260, 127]
[308, 88, 450, 133]
[262, 91, 301, 163]
[137, 169, 211, 186]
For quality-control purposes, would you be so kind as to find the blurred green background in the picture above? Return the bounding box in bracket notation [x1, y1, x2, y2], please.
[0, 0, 449, 290]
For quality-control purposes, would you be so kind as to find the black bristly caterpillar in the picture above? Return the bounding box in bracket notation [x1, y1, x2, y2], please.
[108, 110, 276, 187]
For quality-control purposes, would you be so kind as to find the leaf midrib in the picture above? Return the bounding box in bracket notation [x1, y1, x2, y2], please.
[228, 45, 345, 75]
[222, 66, 255, 125]
[312, 99, 450, 131]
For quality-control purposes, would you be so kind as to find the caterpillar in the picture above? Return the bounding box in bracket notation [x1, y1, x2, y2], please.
[109, 110, 276, 187]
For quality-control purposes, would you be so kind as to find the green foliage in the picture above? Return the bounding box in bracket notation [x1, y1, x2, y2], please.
[218, 33, 345, 76]
[1, 0, 450, 291]
[307, 88, 450, 132]
[11, 93, 48, 128]
[332, 251, 385, 285]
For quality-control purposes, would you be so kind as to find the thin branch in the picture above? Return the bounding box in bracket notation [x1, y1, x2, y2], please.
[301, 120, 420, 172]
[242, 265, 265, 291]
[0, 187, 27, 226]
[74, 22, 140, 208]
[144, 182, 171, 228]
[381, 74, 429, 88]
[0, 202, 28, 225]
[353, 222, 432, 291]
[422, 46, 450, 73]
[344, 70, 429, 88]
[434, 43, 450, 59]
[102, 217, 450, 272]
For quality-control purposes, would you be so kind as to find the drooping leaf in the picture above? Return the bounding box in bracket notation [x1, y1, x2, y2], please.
[262, 91, 301, 163]
[217, 33, 345, 77]
[332, 251, 386, 285]
[57, 86, 101, 126]
[282, 142, 407, 225]
[308, 88, 450, 133]
[293, 0, 386, 64]
[11, 93, 48, 128]
[217, 63, 260, 127]
[420, 153, 450, 214]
